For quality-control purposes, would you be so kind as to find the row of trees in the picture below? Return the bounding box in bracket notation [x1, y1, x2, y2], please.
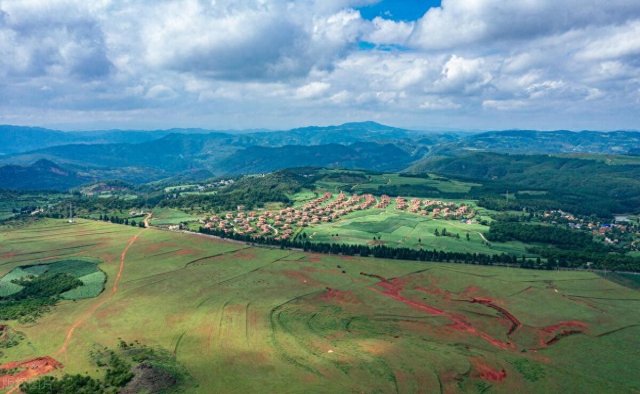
[97, 214, 144, 228]
[198, 227, 600, 271]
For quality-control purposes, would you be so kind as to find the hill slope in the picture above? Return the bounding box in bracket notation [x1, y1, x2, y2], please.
[221, 142, 415, 174]
[0, 159, 92, 190]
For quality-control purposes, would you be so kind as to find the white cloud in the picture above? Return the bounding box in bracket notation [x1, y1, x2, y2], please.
[0, 0, 639, 130]
[410, 0, 640, 50]
[364, 17, 414, 45]
[296, 82, 331, 99]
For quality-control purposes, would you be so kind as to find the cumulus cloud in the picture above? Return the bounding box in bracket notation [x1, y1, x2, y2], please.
[0, 0, 639, 130]
[0, 1, 112, 79]
[410, 0, 640, 50]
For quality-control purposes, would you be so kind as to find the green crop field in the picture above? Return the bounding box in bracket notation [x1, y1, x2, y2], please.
[0, 259, 106, 300]
[0, 219, 639, 393]
[301, 201, 531, 257]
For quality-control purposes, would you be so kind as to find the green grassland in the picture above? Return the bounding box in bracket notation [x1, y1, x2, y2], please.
[289, 194, 531, 257]
[308, 208, 530, 256]
[150, 207, 200, 226]
[0, 219, 638, 393]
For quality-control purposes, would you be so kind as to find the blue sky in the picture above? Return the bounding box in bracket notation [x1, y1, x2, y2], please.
[0, 0, 639, 131]
[358, 0, 440, 21]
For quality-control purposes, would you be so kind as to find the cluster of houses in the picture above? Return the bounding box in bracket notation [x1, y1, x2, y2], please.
[394, 197, 475, 220]
[203, 192, 476, 240]
[541, 209, 639, 249]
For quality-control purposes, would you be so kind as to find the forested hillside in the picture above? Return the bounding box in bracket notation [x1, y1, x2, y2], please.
[409, 152, 640, 216]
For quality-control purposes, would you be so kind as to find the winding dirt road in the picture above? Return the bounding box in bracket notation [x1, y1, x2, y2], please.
[56, 230, 143, 356]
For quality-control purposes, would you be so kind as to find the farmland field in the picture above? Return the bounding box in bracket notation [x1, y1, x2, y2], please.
[0, 219, 639, 393]
[307, 206, 531, 256]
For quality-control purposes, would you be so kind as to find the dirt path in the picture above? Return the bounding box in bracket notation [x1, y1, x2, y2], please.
[56, 230, 143, 356]
[477, 232, 489, 243]
[143, 212, 152, 228]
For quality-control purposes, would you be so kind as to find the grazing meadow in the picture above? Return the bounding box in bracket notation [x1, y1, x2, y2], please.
[0, 219, 638, 393]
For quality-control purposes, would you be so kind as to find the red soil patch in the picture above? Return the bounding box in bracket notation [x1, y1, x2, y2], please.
[321, 288, 360, 304]
[175, 249, 196, 256]
[282, 270, 318, 286]
[539, 321, 588, 346]
[143, 242, 175, 254]
[377, 279, 445, 315]
[233, 250, 257, 260]
[367, 275, 514, 350]
[306, 254, 322, 263]
[415, 285, 452, 300]
[470, 358, 507, 382]
[542, 320, 588, 333]
[1, 252, 16, 259]
[0, 357, 63, 389]
[461, 286, 483, 296]
[469, 297, 522, 336]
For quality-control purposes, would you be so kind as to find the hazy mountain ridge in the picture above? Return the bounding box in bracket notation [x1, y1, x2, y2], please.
[1, 122, 640, 191]
[221, 142, 416, 174]
[0, 159, 93, 191]
[447, 129, 640, 155]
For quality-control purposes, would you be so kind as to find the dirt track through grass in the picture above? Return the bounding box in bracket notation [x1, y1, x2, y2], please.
[56, 230, 143, 357]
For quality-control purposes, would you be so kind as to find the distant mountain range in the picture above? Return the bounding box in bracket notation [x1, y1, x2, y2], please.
[0, 159, 92, 191]
[445, 129, 640, 155]
[0, 122, 639, 190]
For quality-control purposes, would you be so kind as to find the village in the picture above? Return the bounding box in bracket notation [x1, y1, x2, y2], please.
[540, 209, 640, 250]
[202, 192, 477, 241]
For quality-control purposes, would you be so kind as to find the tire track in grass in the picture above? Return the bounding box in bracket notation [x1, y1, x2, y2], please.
[8, 230, 122, 243]
[268, 290, 324, 376]
[207, 300, 230, 354]
[0, 244, 98, 258]
[122, 247, 251, 287]
[173, 331, 187, 356]
[196, 253, 294, 308]
[596, 324, 640, 337]
[245, 302, 251, 343]
[1, 251, 85, 267]
[56, 230, 144, 356]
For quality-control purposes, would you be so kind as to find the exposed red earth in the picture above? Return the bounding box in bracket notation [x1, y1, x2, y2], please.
[539, 321, 588, 346]
[469, 358, 507, 382]
[321, 288, 360, 304]
[0, 357, 63, 390]
[363, 274, 514, 350]
[469, 297, 522, 335]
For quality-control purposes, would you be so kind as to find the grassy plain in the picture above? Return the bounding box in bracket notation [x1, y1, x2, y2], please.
[150, 207, 200, 226]
[0, 219, 639, 393]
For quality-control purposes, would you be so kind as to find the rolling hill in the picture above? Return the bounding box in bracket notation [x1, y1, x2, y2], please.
[220, 142, 416, 174]
[0, 159, 92, 191]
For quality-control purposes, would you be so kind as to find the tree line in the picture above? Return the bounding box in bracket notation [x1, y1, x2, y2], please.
[197, 226, 637, 272]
